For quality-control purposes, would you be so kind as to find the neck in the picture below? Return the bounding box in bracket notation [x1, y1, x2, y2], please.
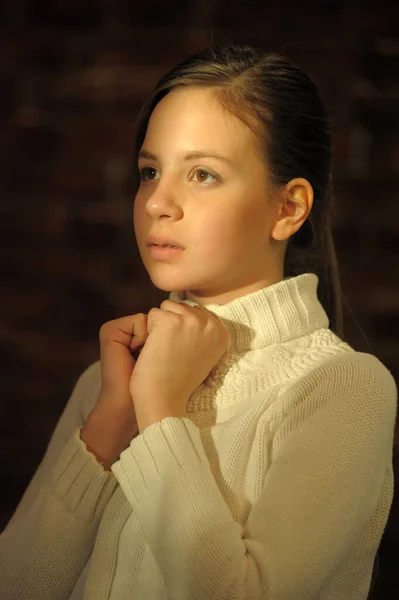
[183, 270, 285, 307]
[170, 273, 329, 353]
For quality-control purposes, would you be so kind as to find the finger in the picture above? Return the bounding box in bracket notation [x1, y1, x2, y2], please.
[131, 346, 143, 361]
[129, 314, 148, 352]
[100, 314, 148, 350]
[160, 299, 221, 325]
[159, 299, 198, 315]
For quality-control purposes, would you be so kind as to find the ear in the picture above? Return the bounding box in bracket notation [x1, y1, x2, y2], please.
[270, 178, 314, 242]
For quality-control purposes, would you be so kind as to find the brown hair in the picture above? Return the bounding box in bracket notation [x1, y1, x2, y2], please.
[130, 44, 345, 338]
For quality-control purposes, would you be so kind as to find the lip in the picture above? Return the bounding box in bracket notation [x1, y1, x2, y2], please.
[149, 245, 184, 260]
[147, 234, 184, 249]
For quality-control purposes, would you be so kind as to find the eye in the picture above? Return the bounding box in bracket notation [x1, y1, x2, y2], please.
[139, 166, 159, 182]
[193, 169, 217, 184]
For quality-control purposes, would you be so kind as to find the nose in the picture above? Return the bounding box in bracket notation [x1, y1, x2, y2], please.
[143, 183, 183, 221]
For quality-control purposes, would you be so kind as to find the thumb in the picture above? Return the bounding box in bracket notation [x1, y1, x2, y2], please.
[129, 314, 149, 353]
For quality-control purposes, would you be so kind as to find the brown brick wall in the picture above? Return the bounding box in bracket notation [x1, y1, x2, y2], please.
[1, 1, 398, 596]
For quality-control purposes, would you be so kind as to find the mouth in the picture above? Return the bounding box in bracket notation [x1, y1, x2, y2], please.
[147, 234, 184, 249]
[150, 243, 180, 249]
[149, 245, 184, 260]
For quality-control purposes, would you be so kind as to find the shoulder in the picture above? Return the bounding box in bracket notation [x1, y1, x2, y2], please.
[312, 351, 396, 398]
[277, 351, 397, 425]
[270, 352, 397, 464]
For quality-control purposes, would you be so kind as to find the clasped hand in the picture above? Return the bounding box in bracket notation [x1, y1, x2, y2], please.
[130, 300, 230, 431]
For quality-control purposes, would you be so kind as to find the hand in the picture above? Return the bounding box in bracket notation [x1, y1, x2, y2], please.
[98, 313, 149, 405]
[130, 300, 230, 432]
[81, 313, 149, 466]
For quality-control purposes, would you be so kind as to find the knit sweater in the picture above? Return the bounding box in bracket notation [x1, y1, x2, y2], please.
[0, 273, 397, 600]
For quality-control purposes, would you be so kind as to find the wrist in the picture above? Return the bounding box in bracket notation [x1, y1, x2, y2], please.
[81, 406, 138, 470]
[80, 419, 118, 470]
[80, 433, 114, 471]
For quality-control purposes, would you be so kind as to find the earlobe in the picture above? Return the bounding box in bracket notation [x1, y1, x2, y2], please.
[271, 213, 297, 242]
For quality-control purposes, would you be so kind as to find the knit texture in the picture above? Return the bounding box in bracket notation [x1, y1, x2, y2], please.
[0, 273, 397, 600]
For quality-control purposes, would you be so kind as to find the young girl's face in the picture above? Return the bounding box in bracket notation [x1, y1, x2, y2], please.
[134, 87, 284, 305]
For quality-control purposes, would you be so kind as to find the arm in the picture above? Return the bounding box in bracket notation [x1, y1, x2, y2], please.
[111, 352, 397, 600]
[6, 362, 102, 527]
[0, 362, 119, 600]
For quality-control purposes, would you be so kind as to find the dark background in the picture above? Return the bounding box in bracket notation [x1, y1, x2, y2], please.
[1, 0, 398, 597]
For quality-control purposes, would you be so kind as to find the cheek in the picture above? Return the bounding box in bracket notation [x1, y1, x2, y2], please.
[210, 197, 264, 238]
[236, 196, 270, 244]
[197, 212, 246, 254]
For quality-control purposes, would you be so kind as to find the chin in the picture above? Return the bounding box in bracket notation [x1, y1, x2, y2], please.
[147, 272, 189, 293]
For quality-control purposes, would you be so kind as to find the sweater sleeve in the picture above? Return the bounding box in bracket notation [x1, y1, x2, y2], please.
[6, 361, 102, 528]
[0, 362, 119, 600]
[111, 352, 397, 600]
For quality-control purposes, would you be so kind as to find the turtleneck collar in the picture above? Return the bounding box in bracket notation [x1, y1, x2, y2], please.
[168, 273, 329, 353]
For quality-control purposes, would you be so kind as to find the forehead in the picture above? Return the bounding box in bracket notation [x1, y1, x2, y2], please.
[145, 87, 260, 157]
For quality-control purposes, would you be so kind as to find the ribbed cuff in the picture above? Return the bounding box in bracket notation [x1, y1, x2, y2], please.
[111, 416, 237, 600]
[46, 426, 119, 523]
[111, 417, 210, 502]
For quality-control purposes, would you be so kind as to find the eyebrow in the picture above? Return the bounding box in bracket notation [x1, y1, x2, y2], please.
[138, 149, 234, 166]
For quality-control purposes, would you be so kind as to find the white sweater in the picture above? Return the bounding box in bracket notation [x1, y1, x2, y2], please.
[0, 273, 397, 599]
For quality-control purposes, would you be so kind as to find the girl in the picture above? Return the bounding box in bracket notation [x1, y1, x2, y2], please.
[0, 44, 397, 600]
